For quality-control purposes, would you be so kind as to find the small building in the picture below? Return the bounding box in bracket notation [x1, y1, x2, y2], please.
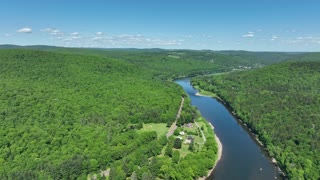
[186, 123, 193, 128]
[186, 136, 194, 140]
[184, 136, 194, 144]
[179, 131, 185, 136]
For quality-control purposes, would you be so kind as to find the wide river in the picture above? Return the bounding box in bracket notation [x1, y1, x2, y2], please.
[175, 78, 281, 180]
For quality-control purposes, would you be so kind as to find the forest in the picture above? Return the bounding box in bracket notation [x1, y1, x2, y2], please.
[0, 49, 218, 179]
[192, 61, 320, 179]
[0, 45, 302, 79]
[1, 46, 319, 179]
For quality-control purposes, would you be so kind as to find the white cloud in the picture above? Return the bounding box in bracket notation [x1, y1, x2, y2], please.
[285, 29, 296, 33]
[46, 29, 181, 48]
[62, 38, 73, 42]
[242, 32, 254, 38]
[281, 36, 320, 45]
[90, 33, 181, 47]
[42, 28, 52, 32]
[217, 41, 223, 43]
[182, 35, 193, 38]
[271, 35, 278, 41]
[68, 32, 81, 39]
[17, 27, 32, 33]
[202, 34, 213, 38]
[96, 32, 104, 36]
[70, 32, 80, 36]
[71, 36, 81, 39]
[4, 33, 12, 37]
[42, 28, 64, 36]
[92, 36, 105, 40]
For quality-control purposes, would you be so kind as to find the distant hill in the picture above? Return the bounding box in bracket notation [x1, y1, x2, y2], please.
[192, 61, 320, 179]
[217, 50, 304, 65]
[1, 45, 309, 79]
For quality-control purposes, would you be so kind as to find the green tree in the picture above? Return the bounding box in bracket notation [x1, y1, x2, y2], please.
[174, 138, 182, 149]
[172, 151, 180, 164]
[165, 146, 173, 157]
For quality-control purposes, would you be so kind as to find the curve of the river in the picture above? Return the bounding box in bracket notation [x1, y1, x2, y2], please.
[175, 78, 282, 180]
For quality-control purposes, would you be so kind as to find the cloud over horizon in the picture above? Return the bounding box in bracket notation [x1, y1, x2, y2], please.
[242, 32, 254, 38]
[17, 27, 32, 33]
[42, 28, 63, 36]
[96, 32, 104, 36]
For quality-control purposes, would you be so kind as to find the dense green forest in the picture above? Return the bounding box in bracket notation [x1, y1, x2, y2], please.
[0, 49, 219, 179]
[192, 61, 320, 179]
[0, 45, 301, 79]
[1, 46, 319, 179]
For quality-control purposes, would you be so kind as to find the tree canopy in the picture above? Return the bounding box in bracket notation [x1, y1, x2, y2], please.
[0, 49, 218, 179]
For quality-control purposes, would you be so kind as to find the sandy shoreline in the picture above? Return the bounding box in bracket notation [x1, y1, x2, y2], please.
[195, 92, 211, 97]
[199, 122, 223, 180]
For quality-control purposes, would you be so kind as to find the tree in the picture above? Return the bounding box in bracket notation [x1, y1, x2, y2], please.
[109, 166, 126, 180]
[165, 146, 173, 157]
[174, 138, 182, 149]
[172, 151, 180, 164]
[89, 159, 98, 172]
[188, 140, 195, 152]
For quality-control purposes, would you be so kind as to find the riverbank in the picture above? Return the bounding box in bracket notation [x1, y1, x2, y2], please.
[194, 83, 286, 178]
[176, 78, 283, 179]
[199, 122, 223, 180]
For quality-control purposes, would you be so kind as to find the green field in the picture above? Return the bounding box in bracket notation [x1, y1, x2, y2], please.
[138, 123, 168, 138]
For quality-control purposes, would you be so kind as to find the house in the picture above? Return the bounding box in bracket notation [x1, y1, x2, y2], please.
[184, 136, 194, 144]
[179, 131, 185, 136]
[186, 123, 193, 128]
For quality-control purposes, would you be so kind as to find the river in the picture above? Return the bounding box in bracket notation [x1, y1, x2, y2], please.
[175, 78, 281, 180]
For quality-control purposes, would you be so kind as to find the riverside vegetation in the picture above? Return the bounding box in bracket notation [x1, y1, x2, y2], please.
[0, 46, 318, 179]
[192, 61, 320, 179]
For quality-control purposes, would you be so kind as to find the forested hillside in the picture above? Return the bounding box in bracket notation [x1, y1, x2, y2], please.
[0, 49, 219, 179]
[0, 45, 299, 79]
[192, 62, 320, 179]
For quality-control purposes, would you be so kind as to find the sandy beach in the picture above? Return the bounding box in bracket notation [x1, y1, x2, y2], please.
[195, 92, 210, 97]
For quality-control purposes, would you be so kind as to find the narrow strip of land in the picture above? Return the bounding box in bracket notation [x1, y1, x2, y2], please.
[199, 123, 223, 180]
[194, 121, 206, 142]
[166, 97, 184, 137]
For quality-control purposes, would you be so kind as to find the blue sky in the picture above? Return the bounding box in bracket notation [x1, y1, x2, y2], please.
[1, 0, 320, 51]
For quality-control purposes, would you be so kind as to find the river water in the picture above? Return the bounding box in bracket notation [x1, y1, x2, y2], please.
[175, 78, 281, 180]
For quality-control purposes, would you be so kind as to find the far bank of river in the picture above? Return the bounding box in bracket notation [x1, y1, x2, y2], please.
[175, 78, 282, 180]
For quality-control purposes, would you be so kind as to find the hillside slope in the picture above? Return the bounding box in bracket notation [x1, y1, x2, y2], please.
[0, 49, 183, 178]
[0, 45, 300, 79]
[192, 62, 320, 179]
[0, 49, 219, 179]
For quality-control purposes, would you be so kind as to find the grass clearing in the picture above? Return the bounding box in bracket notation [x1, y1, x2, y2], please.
[196, 117, 215, 139]
[138, 123, 168, 138]
[154, 118, 214, 158]
[177, 144, 190, 157]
